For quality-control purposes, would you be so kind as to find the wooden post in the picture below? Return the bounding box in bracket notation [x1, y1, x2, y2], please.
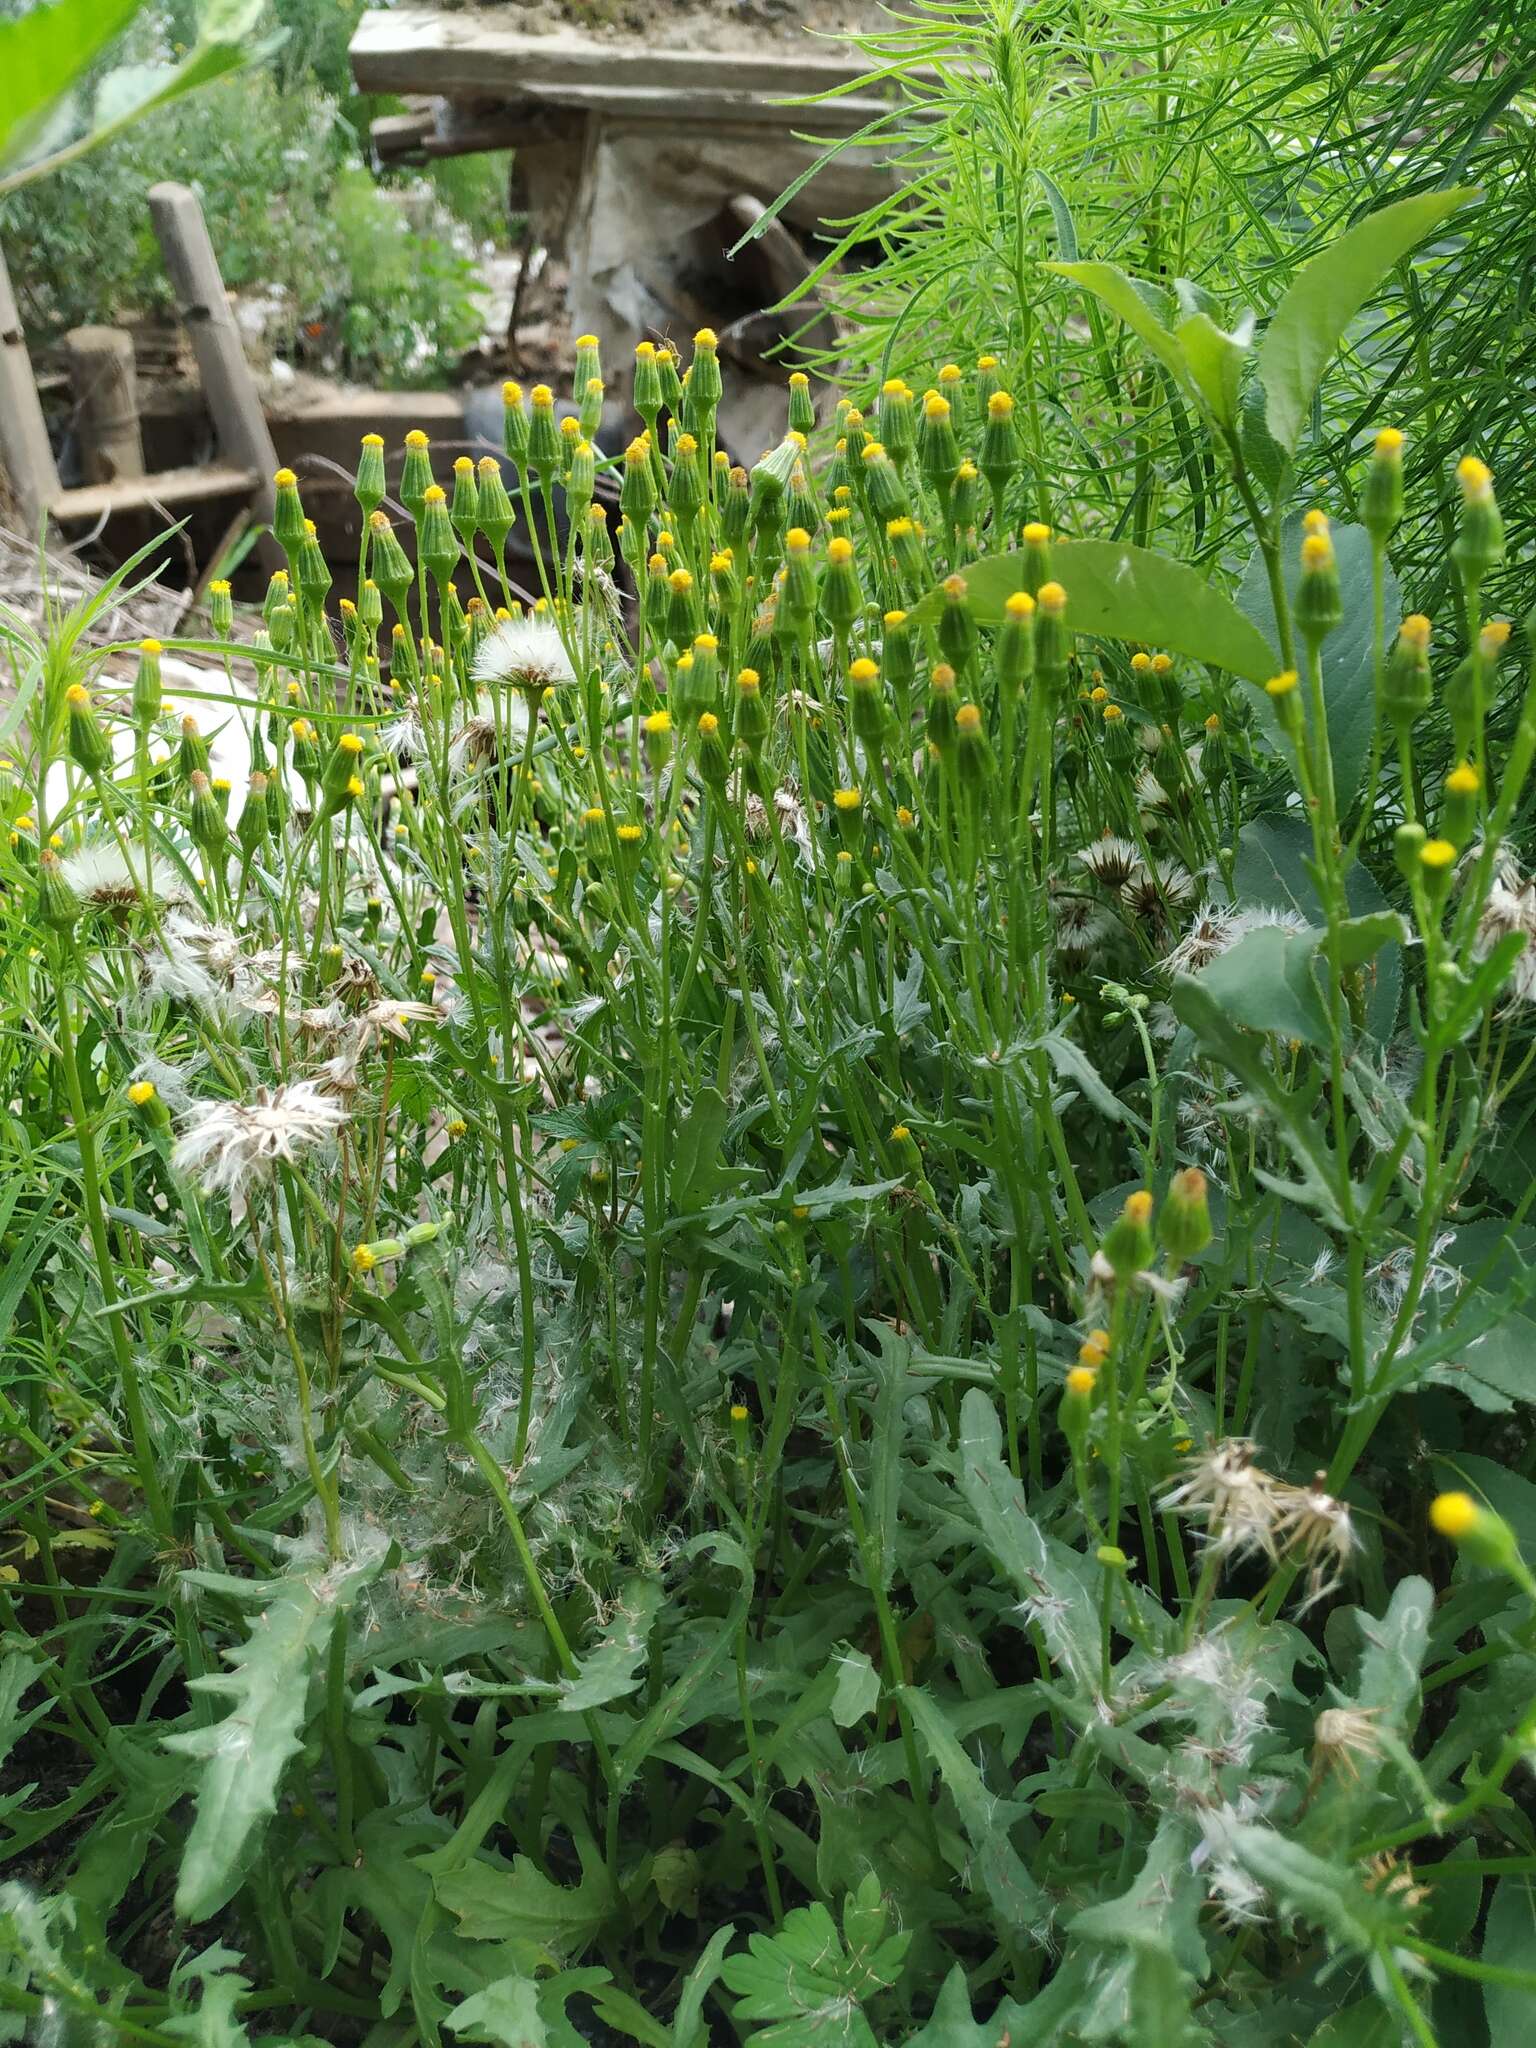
[64, 326, 146, 485]
[0, 243, 63, 535]
[147, 181, 284, 571]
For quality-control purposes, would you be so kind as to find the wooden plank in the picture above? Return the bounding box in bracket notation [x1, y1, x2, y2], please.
[146, 182, 285, 572]
[0, 244, 63, 534]
[64, 326, 146, 484]
[51, 463, 260, 524]
[350, 6, 887, 110]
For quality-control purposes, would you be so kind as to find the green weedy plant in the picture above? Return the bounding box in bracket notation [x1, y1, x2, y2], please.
[4, 201, 1536, 2044]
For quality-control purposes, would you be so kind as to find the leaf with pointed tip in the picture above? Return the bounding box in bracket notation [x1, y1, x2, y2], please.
[164, 1533, 387, 1921]
[1257, 188, 1478, 453]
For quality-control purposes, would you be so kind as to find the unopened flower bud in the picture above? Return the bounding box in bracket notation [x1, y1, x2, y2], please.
[1101, 1188, 1155, 1278]
[1159, 1167, 1212, 1262]
[399, 430, 434, 525]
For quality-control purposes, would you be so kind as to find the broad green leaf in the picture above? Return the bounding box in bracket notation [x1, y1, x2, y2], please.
[0, 0, 142, 172]
[0, 0, 269, 195]
[1045, 261, 1194, 399]
[1198, 924, 1331, 1048]
[164, 1531, 387, 1921]
[1175, 309, 1249, 428]
[1484, 1875, 1536, 2044]
[916, 536, 1277, 681]
[1236, 518, 1400, 812]
[1232, 815, 1403, 1042]
[1258, 188, 1479, 453]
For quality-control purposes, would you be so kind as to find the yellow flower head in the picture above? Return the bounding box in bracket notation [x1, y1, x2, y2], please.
[1265, 670, 1299, 698]
[128, 1080, 156, 1107]
[833, 787, 863, 812]
[644, 709, 672, 736]
[1430, 1490, 1480, 1538]
[1066, 1365, 1098, 1397]
[1037, 580, 1067, 614]
[1457, 455, 1493, 501]
[848, 657, 879, 685]
[827, 536, 854, 565]
[1022, 521, 1051, 545]
[1419, 837, 1457, 871]
[1375, 426, 1404, 458]
[1446, 762, 1480, 797]
[1004, 592, 1034, 619]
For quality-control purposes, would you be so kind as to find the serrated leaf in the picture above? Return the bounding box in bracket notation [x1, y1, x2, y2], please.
[434, 1827, 617, 1966]
[914, 538, 1276, 683]
[164, 1531, 387, 1921]
[558, 1578, 661, 1713]
[1257, 189, 1478, 453]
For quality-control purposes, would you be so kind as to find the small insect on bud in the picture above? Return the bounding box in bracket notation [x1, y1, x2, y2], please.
[1361, 426, 1404, 542]
[1102, 1188, 1155, 1278]
[1453, 455, 1504, 583]
[1159, 1166, 1212, 1263]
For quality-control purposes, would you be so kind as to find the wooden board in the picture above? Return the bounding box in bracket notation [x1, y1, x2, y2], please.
[51, 463, 259, 524]
[350, 6, 894, 128]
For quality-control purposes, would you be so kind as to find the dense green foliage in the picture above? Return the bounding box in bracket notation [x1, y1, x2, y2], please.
[0, 0, 502, 388]
[4, 179, 1536, 2044]
[790, 0, 1536, 619]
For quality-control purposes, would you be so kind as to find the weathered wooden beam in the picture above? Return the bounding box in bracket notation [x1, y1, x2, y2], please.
[0, 243, 63, 535]
[147, 181, 285, 571]
[51, 462, 261, 525]
[64, 326, 146, 485]
[350, 6, 895, 126]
